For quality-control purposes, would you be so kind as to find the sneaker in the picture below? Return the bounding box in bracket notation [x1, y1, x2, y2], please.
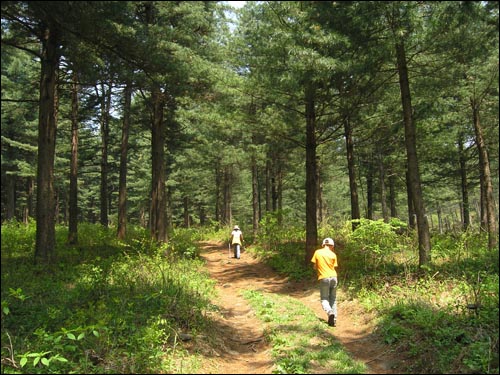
[328, 313, 336, 327]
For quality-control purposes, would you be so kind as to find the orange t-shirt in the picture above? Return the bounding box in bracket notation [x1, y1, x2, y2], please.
[311, 247, 337, 280]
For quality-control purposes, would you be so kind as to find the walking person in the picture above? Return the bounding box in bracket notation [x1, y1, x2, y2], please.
[230, 225, 244, 259]
[311, 237, 338, 327]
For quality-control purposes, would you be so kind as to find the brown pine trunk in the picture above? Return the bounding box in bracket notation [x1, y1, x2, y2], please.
[305, 83, 318, 264]
[396, 41, 431, 268]
[68, 72, 79, 244]
[150, 85, 167, 243]
[99, 83, 111, 228]
[366, 163, 374, 220]
[344, 115, 360, 230]
[251, 156, 259, 236]
[265, 157, 271, 213]
[117, 84, 131, 240]
[379, 156, 389, 223]
[35, 22, 60, 265]
[389, 173, 397, 218]
[471, 102, 498, 250]
[457, 134, 470, 230]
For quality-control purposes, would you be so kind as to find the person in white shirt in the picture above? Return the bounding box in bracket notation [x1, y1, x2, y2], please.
[230, 225, 244, 259]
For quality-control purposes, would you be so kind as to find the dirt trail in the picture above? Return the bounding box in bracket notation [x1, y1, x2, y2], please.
[194, 241, 401, 374]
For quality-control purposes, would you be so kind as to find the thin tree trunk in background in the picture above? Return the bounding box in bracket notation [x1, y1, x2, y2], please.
[305, 83, 318, 264]
[223, 166, 232, 226]
[471, 101, 498, 250]
[265, 157, 271, 212]
[251, 155, 259, 236]
[68, 72, 79, 244]
[99, 82, 111, 228]
[344, 115, 360, 230]
[277, 161, 283, 224]
[35, 22, 60, 265]
[379, 155, 388, 223]
[396, 40, 431, 268]
[457, 134, 470, 230]
[366, 163, 374, 220]
[389, 173, 397, 218]
[214, 162, 221, 223]
[117, 84, 131, 240]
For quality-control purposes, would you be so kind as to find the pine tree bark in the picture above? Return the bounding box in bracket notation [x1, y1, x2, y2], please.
[344, 115, 360, 230]
[305, 83, 318, 264]
[99, 83, 111, 228]
[35, 22, 60, 265]
[150, 85, 167, 242]
[68, 72, 79, 244]
[471, 101, 498, 250]
[395, 41, 431, 268]
[117, 84, 131, 240]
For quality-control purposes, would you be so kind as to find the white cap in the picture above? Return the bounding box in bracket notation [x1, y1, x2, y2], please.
[322, 237, 334, 246]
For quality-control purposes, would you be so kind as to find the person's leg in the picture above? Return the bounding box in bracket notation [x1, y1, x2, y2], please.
[319, 279, 332, 313]
[236, 244, 240, 259]
[329, 277, 338, 320]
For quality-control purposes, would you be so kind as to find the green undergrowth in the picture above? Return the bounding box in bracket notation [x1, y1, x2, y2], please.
[1, 219, 498, 374]
[1, 222, 216, 374]
[247, 216, 499, 374]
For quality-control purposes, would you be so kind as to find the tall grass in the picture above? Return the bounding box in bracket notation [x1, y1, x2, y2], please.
[1, 222, 216, 374]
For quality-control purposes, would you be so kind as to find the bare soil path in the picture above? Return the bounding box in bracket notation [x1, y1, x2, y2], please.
[193, 241, 403, 374]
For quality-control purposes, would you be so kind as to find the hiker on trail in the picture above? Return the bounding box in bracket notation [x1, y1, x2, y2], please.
[230, 225, 244, 259]
[311, 237, 338, 327]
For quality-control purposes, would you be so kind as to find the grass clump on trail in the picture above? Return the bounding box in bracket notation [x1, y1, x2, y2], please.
[242, 289, 366, 374]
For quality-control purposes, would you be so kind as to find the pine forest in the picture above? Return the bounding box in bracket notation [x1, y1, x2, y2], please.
[1, 2, 498, 374]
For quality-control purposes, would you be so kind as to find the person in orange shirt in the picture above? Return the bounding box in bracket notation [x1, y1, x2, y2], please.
[311, 237, 338, 327]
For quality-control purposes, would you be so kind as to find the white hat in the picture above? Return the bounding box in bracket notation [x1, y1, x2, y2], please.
[322, 237, 334, 246]
[233, 225, 240, 230]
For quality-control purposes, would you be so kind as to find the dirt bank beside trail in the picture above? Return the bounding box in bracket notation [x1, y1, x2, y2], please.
[193, 241, 403, 374]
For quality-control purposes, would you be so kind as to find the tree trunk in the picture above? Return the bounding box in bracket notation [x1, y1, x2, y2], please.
[68, 72, 79, 244]
[214, 162, 221, 223]
[395, 41, 431, 268]
[304, 83, 318, 264]
[150, 85, 167, 243]
[389, 172, 397, 218]
[366, 163, 374, 220]
[35, 22, 60, 265]
[265, 157, 271, 212]
[117, 84, 131, 240]
[457, 134, 470, 230]
[378, 155, 389, 223]
[471, 101, 498, 250]
[251, 155, 259, 236]
[99, 82, 111, 228]
[344, 115, 360, 230]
